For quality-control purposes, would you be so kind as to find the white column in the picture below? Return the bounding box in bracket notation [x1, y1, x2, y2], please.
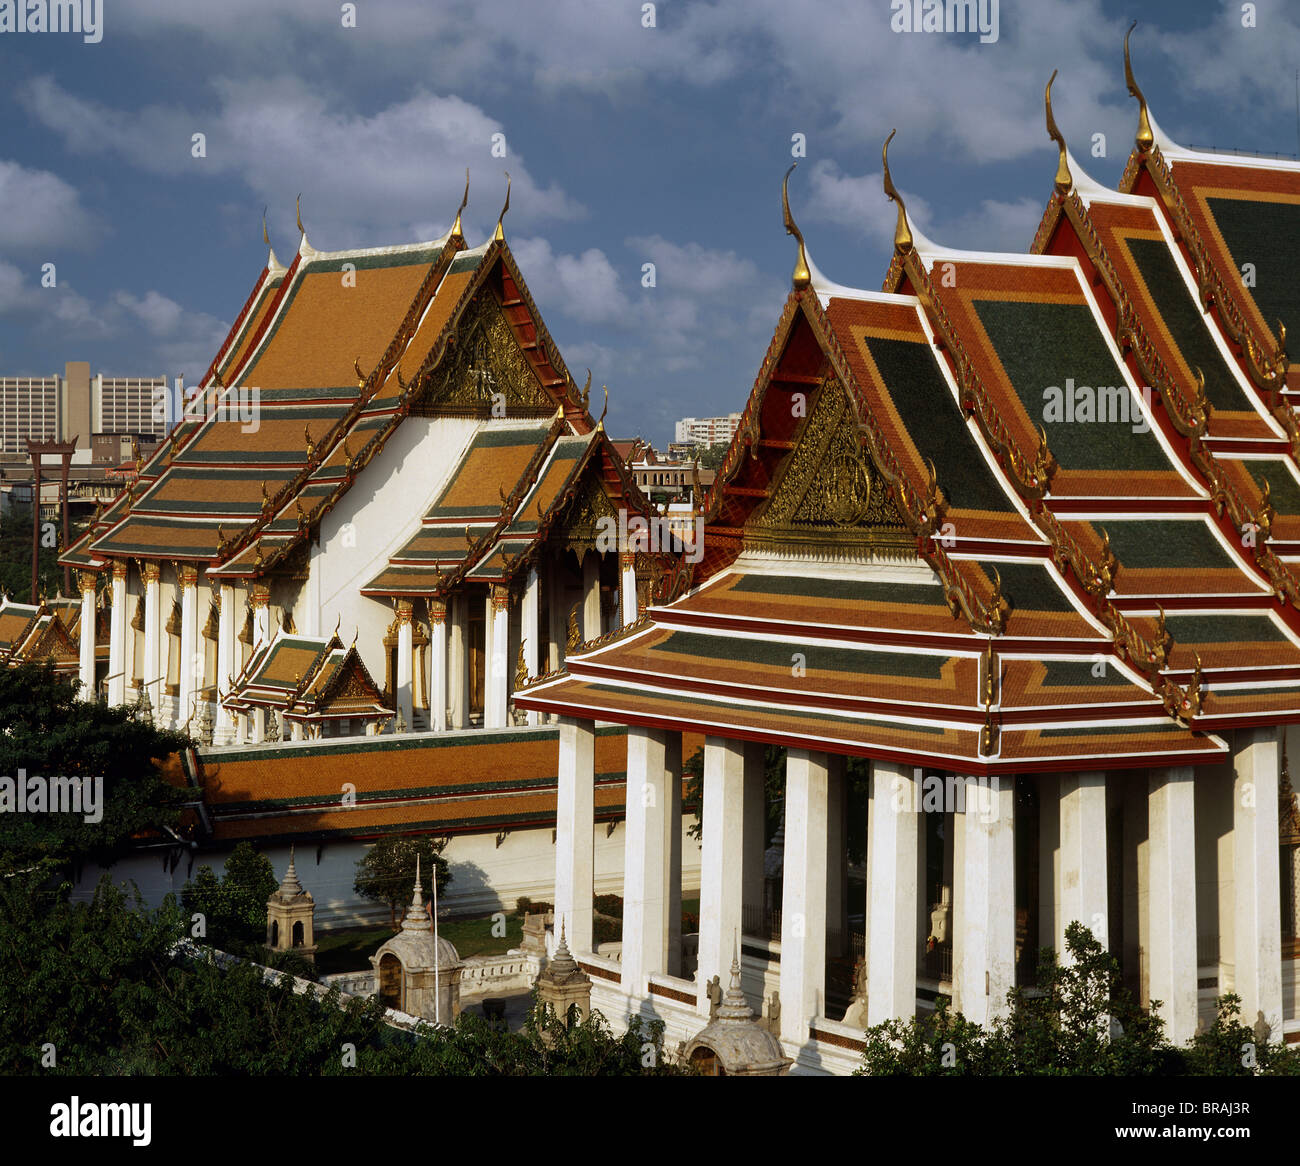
[429, 599, 448, 732]
[1059, 771, 1108, 956]
[555, 717, 595, 954]
[622, 726, 669, 993]
[77, 572, 96, 700]
[954, 775, 1016, 1027]
[250, 583, 271, 649]
[290, 720, 303, 742]
[698, 735, 745, 1014]
[486, 586, 509, 728]
[449, 593, 467, 729]
[395, 599, 413, 731]
[178, 566, 200, 730]
[868, 760, 919, 1025]
[108, 561, 128, 707]
[1233, 730, 1283, 1038]
[1147, 766, 1198, 1046]
[521, 568, 540, 726]
[142, 562, 162, 715]
[619, 551, 638, 626]
[215, 584, 236, 744]
[582, 552, 601, 641]
[780, 749, 829, 1044]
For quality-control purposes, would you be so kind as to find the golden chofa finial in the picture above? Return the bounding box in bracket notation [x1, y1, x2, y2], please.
[1044, 70, 1073, 195]
[295, 192, 305, 235]
[781, 163, 812, 291]
[452, 167, 469, 238]
[262, 205, 270, 248]
[1124, 22, 1154, 154]
[493, 171, 511, 243]
[881, 130, 913, 256]
[354, 356, 365, 389]
[597, 385, 609, 429]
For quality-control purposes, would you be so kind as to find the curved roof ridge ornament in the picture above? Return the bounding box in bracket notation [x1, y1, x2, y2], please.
[1044, 70, 1073, 195]
[881, 129, 913, 255]
[295, 192, 315, 256]
[781, 163, 812, 291]
[262, 205, 284, 272]
[493, 171, 511, 243]
[1124, 22, 1155, 154]
[452, 168, 469, 239]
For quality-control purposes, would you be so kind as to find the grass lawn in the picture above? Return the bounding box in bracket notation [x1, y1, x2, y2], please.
[314, 913, 525, 975]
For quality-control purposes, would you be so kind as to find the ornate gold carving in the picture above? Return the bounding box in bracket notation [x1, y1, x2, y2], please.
[747, 373, 912, 558]
[567, 604, 581, 651]
[413, 291, 550, 415]
[515, 640, 528, 688]
[564, 473, 620, 559]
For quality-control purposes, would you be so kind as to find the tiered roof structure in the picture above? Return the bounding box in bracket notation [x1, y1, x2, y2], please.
[517, 30, 1300, 773]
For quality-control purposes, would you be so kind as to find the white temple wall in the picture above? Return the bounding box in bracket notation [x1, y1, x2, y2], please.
[312, 414, 481, 683]
[69, 819, 704, 931]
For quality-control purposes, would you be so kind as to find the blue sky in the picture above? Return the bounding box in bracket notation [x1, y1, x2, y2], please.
[1, 0, 1297, 447]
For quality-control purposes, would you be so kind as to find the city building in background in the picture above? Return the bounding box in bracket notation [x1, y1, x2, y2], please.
[674, 413, 741, 447]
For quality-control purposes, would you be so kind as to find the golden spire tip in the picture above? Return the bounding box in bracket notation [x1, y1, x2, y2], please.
[781, 163, 812, 291]
[1045, 70, 1073, 195]
[493, 171, 511, 243]
[881, 130, 913, 255]
[452, 167, 469, 238]
[1124, 22, 1154, 153]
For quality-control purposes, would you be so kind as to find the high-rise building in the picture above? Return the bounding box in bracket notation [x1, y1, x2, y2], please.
[674, 413, 741, 446]
[0, 362, 169, 460]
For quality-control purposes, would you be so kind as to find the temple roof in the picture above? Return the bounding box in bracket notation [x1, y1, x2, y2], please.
[61, 215, 606, 580]
[225, 628, 391, 721]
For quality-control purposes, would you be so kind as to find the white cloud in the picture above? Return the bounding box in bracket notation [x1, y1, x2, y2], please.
[18, 76, 584, 248]
[0, 263, 27, 313]
[509, 237, 630, 326]
[0, 160, 99, 251]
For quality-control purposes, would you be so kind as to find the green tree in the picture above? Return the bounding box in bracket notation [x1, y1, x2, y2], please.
[696, 443, 729, 471]
[858, 923, 1177, 1076]
[991, 922, 1173, 1075]
[0, 661, 190, 878]
[0, 871, 690, 1076]
[181, 841, 278, 951]
[0, 504, 67, 601]
[1182, 993, 1300, 1077]
[353, 835, 452, 928]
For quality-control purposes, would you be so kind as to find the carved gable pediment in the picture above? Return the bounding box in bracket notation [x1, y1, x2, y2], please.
[747, 374, 912, 559]
[415, 291, 552, 415]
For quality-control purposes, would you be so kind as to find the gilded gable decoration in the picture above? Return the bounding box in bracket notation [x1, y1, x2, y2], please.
[747, 374, 912, 559]
[413, 292, 551, 415]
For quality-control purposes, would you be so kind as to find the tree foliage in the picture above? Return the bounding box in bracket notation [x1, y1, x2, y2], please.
[0, 504, 66, 601]
[0, 661, 190, 878]
[353, 835, 452, 928]
[181, 841, 279, 952]
[857, 922, 1300, 1077]
[0, 871, 688, 1076]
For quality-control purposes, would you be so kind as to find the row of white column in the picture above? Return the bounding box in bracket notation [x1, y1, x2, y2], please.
[553, 723, 1285, 1050]
[96, 562, 262, 743]
[413, 551, 636, 734]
